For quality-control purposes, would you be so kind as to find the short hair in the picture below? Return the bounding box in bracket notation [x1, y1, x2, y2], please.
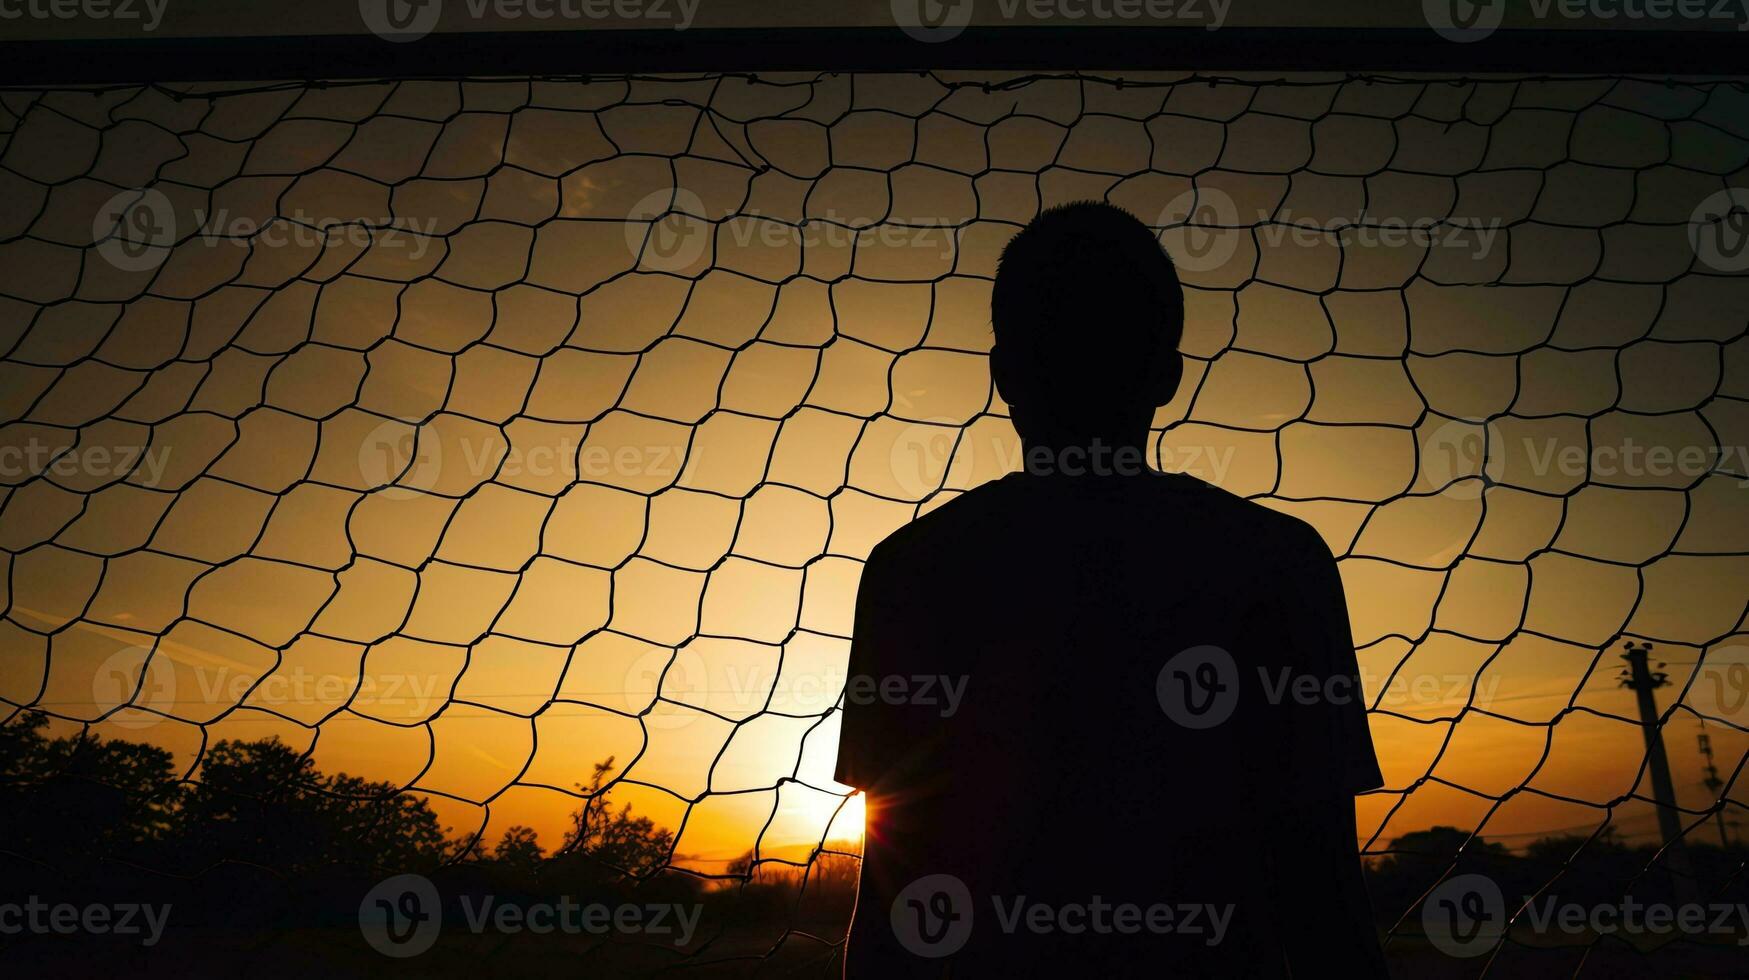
[991, 202, 1183, 411]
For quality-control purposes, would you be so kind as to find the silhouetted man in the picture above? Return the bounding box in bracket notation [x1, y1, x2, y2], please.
[836, 202, 1388, 977]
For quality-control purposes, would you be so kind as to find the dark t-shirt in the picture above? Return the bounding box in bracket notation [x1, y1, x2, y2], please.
[835, 470, 1384, 977]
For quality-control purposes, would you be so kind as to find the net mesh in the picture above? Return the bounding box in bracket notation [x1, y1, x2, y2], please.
[1, 69, 1748, 973]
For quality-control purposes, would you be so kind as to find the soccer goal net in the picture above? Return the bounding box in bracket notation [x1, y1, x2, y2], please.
[1, 67, 1746, 974]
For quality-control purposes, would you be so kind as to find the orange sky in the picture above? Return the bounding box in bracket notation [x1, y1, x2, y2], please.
[2, 69, 1747, 872]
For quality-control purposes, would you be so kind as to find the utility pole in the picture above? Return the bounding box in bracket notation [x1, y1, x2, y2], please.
[1618, 640, 1699, 903]
[1698, 726, 1731, 850]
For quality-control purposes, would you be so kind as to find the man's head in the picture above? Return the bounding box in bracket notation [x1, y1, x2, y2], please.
[991, 201, 1184, 447]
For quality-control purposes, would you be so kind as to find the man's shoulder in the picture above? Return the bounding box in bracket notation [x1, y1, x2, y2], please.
[1106, 470, 1334, 563]
[865, 476, 1014, 568]
[1169, 476, 1334, 560]
[864, 471, 1336, 569]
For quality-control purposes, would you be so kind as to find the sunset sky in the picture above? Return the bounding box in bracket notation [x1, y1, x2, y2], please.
[1, 68, 1746, 878]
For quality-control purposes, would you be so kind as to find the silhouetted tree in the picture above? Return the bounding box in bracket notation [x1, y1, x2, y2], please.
[556, 757, 675, 878]
[0, 711, 182, 865]
[1523, 828, 1627, 867]
[1365, 825, 1521, 919]
[492, 824, 545, 875]
[721, 845, 860, 927]
[176, 737, 448, 875]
